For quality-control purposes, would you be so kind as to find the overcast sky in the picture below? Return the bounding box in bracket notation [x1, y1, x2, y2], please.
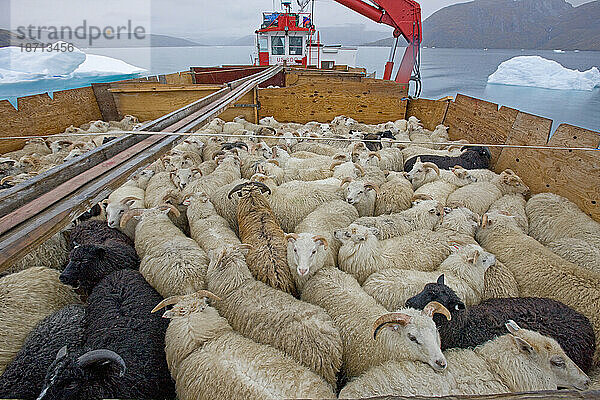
[4, 0, 595, 42]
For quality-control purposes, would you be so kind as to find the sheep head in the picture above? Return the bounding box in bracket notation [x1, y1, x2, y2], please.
[334, 224, 378, 245]
[498, 169, 530, 196]
[500, 321, 590, 391]
[152, 290, 221, 319]
[406, 157, 440, 189]
[344, 180, 379, 207]
[106, 196, 141, 230]
[38, 348, 126, 400]
[372, 302, 449, 371]
[405, 275, 466, 314]
[285, 233, 329, 278]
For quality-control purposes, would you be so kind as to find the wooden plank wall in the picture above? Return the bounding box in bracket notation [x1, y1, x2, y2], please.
[0, 87, 102, 154]
[405, 98, 450, 131]
[407, 94, 600, 222]
[259, 78, 407, 124]
[285, 69, 365, 86]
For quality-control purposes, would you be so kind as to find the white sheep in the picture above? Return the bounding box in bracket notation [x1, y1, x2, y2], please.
[547, 238, 600, 274]
[526, 192, 600, 249]
[153, 292, 335, 400]
[123, 206, 208, 298]
[374, 171, 414, 215]
[363, 244, 496, 311]
[341, 178, 379, 217]
[184, 192, 241, 253]
[335, 225, 454, 285]
[339, 321, 590, 398]
[301, 265, 451, 378]
[446, 169, 530, 216]
[353, 199, 444, 240]
[204, 246, 342, 387]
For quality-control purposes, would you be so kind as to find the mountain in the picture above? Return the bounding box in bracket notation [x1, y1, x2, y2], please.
[362, 0, 600, 50]
[0, 29, 39, 47]
[0, 30, 203, 48]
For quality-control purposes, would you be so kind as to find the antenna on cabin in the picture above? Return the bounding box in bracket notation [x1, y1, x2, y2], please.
[282, 0, 292, 12]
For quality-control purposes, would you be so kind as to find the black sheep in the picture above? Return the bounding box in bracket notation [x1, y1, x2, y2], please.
[60, 240, 139, 296]
[403, 145, 492, 172]
[75, 204, 103, 224]
[37, 269, 175, 400]
[361, 130, 394, 151]
[405, 275, 596, 373]
[0, 305, 85, 400]
[68, 220, 133, 249]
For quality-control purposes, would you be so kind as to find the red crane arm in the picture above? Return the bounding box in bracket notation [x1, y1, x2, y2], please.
[332, 0, 422, 87]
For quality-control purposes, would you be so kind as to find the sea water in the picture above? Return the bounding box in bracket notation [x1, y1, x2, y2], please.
[4, 45, 600, 132]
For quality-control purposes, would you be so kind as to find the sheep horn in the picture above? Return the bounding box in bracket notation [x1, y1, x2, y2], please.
[354, 163, 365, 177]
[333, 154, 347, 162]
[119, 196, 141, 205]
[0, 176, 14, 185]
[151, 295, 186, 313]
[373, 313, 412, 340]
[340, 177, 352, 187]
[353, 142, 365, 152]
[228, 183, 247, 199]
[422, 162, 440, 176]
[506, 320, 521, 334]
[481, 214, 489, 228]
[364, 182, 380, 195]
[329, 161, 343, 171]
[312, 235, 329, 250]
[422, 301, 451, 321]
[77, 349, 126, 377]
[412, 193, 434, 202]
[369, 152, 382, 161]
[158, 204, 181, 218]
[267, 159, 280, 167]
[250, 181, 271, 195]
[212, 151, 226, 160]
[120, 208, 145, 229]
[235, 142, 249, 151]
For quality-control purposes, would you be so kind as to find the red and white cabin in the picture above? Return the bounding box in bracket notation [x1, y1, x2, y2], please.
[254, 0, 357, 69]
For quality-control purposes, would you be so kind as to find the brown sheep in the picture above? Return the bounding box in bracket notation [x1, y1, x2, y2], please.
[228, 182, 297, 297]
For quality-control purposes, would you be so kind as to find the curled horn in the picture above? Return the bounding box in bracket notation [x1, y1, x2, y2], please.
[77, 349, 126, 377]
[312, 235, 329, 250]
[161, 190, 180, 205]
[373, 313, 412, 340]
[212, 151, 226, 160]
[0, 176, 14, 185]
[119, 196, 141, 205]
[368, 152, 382, 161]
[481, 214, 489, 228]
[250, 181, 271, 195]
[291, 131, 301, 137]
[267, 159, 280, 167]
[191, 168, 202, 176]
[353, 163, 365, 177]
[332, 154, 347, 162]
[151, 290, 221, 314]
[412, 193, 434, 202]
[234, 142, 249, 151]
[340, 177, 353, 187]
[120, 209, 145, 229]
[228, 183, 247, 199]
[364, 182, 380, 195]
[329, 161, 344, 171]
[422, 301, 452, 321]
[422, 162, 440, 176]
[158, 203, 181, 218]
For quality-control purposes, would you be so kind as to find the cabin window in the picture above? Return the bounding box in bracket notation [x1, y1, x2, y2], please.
[289, 36, 303, 55]
[272, 36, 285, 55]
[258, 37, 268, 52]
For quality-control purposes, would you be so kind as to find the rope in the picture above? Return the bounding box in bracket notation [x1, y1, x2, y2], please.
[1, 130, 599, 152]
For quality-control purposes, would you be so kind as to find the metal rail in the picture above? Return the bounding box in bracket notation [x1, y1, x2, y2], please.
[0, 65, 282, 272]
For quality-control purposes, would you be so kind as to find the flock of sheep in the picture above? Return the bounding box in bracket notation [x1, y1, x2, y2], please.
[1, 113, 600, 400]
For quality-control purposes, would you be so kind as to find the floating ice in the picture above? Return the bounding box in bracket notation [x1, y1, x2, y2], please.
[0, 41, 145, 85]
[487, 56, 600, 91]
[553, 49, 565, 54]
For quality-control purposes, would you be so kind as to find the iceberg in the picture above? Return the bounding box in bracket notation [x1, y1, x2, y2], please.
[0, 42, 146, 102]
[487, 56, 600, 91]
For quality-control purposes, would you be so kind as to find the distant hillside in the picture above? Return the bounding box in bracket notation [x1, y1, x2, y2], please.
[363, 0, 600, 50]
[0, 29, 39, 47]
[0, 29, 202, 48]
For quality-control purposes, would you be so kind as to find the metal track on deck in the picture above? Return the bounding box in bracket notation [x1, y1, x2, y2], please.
[0, 65, 282, 272]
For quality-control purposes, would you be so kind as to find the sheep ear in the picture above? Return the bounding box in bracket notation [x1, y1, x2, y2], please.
[511, 335, 534, 355]
[125, 199, 137, 207]
[437, 274, 445, 285]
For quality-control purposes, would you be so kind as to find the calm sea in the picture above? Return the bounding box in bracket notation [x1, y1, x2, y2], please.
[18, 46, 600, 132]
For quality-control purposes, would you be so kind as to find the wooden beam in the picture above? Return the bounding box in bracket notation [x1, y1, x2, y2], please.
[91, 83, 121, 121]
[363, 390, 600, 399]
